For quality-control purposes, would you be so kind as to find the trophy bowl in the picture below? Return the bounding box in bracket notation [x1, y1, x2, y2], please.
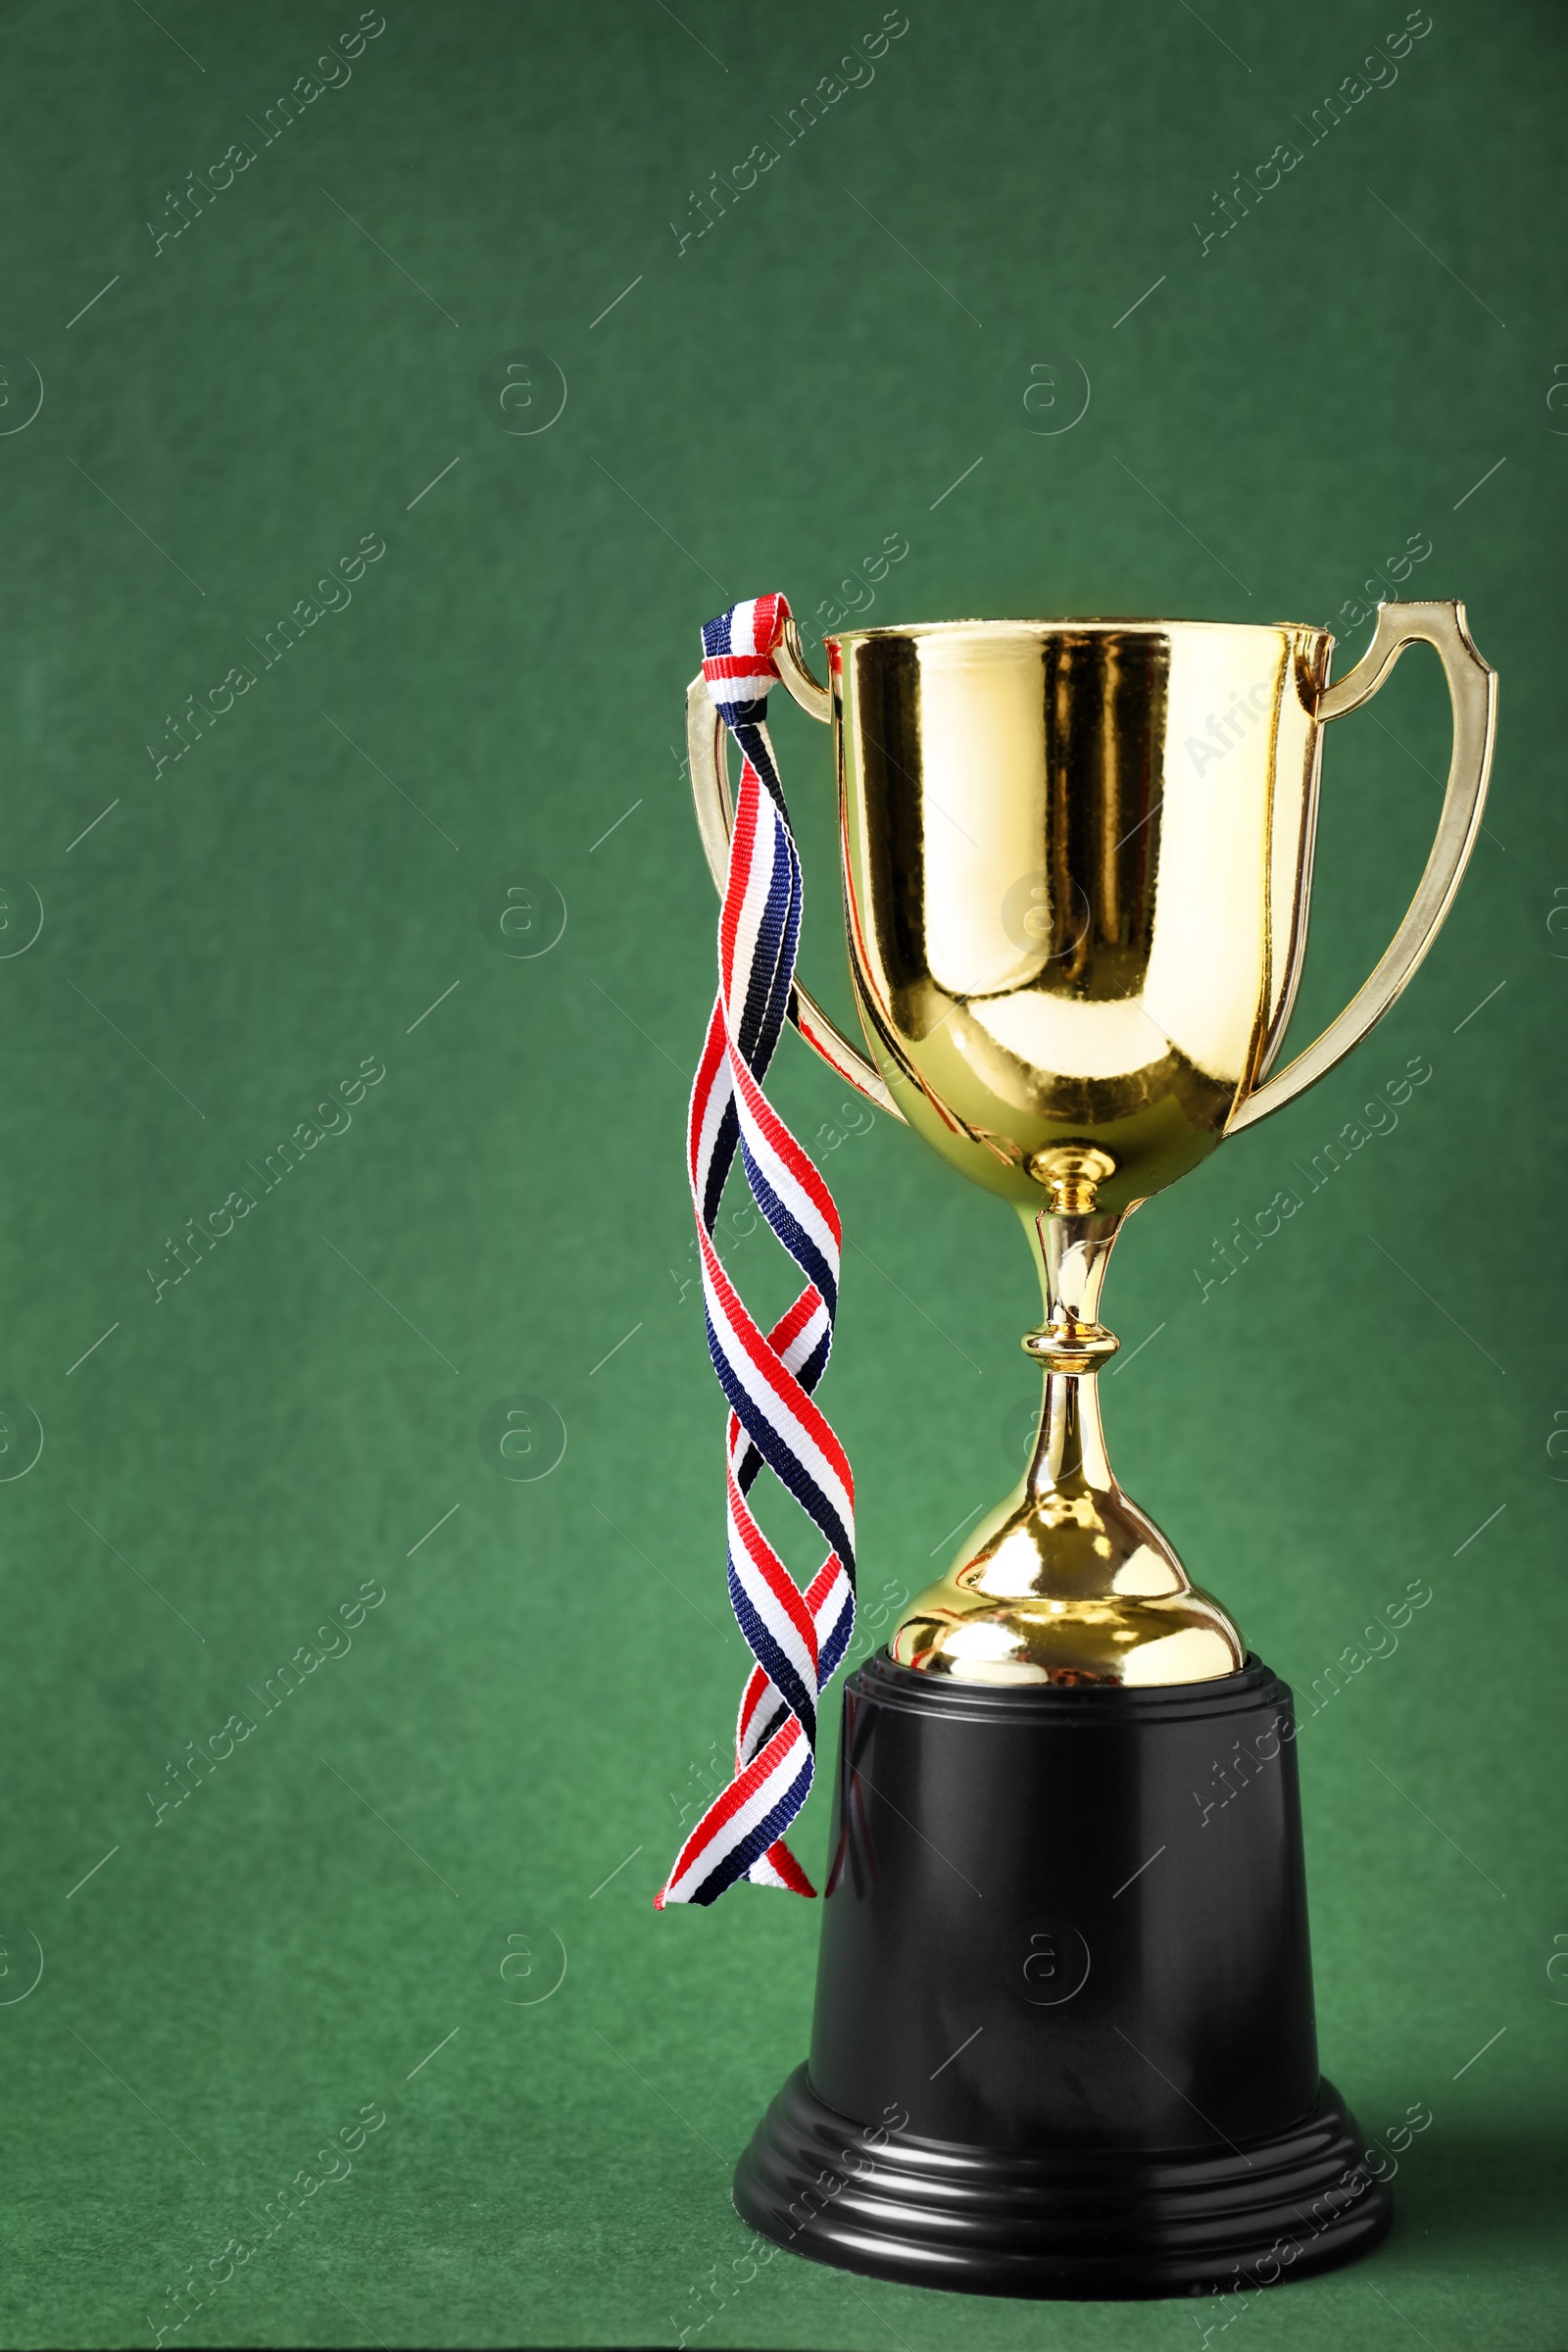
[833, 614, 1330, 1214]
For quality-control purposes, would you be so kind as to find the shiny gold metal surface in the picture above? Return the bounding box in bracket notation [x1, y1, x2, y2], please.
[891, 1205, 1245, 1688]
[685, 603, 1496, 1687]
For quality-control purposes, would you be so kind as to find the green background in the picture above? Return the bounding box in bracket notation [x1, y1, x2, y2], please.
[0, 1, 1562, 2345]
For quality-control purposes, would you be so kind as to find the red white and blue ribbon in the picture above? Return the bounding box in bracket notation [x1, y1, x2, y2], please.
[656, 595, 856, 1910]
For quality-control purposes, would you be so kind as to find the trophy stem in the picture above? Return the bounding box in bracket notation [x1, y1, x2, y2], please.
[889, 1175, 1244, 1683]
[1019, 1204, 1124, 1503]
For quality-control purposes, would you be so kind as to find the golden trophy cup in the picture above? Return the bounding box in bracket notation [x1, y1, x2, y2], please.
[686, 603, 1494, 2296]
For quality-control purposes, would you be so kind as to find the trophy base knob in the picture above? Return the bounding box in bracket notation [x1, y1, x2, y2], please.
[734, 1652, 1391, 2300]
[735, 2064, 1389, 2298]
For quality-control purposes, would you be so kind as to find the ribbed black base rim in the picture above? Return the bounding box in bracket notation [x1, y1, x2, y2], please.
[734, 2065, 1393, 2300]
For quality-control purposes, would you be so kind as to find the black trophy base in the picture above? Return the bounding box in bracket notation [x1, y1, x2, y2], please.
[735, 2064, 1389, 2299]
[734, 1653, 1391, 2300]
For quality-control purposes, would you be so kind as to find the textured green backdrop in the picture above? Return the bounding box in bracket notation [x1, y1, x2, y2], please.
[0, 2, 1562, 2346]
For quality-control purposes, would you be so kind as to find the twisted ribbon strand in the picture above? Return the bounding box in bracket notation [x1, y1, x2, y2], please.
[656, 596, 856, 1909]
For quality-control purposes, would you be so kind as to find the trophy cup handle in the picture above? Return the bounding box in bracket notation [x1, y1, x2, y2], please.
[686, 620, 906, 1120]
[1227, 598, 1496, 1134]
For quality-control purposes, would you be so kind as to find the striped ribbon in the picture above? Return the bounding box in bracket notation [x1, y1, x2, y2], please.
[656, 595, 856, 1910]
